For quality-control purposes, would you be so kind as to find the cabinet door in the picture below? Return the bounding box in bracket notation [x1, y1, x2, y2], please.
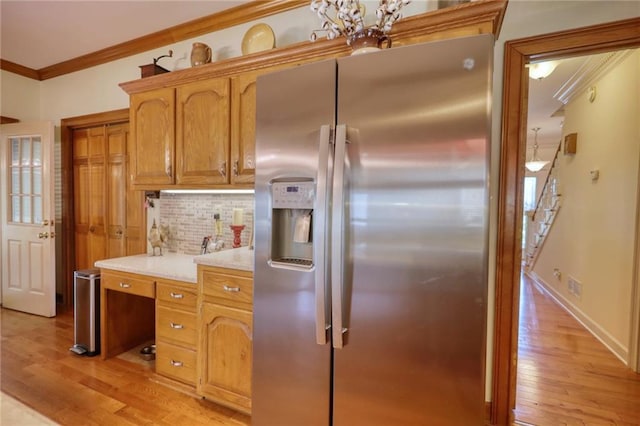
[198, 303, 252, 414]
[130, 87, 175, 186]
[230, 73, 257, 185]
[176, 79, 230, 186]
[73, 126, 106, 269]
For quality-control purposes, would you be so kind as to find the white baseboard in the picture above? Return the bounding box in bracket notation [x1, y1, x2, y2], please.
[526, 271, 628, 365]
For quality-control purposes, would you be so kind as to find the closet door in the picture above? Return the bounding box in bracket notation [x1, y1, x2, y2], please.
[73, 127, 106, 269]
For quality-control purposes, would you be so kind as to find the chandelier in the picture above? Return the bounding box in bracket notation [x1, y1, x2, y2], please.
[525, 127, 549, 172]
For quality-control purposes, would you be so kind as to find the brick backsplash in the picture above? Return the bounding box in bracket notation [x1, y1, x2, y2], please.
[154, 193, 254, 255]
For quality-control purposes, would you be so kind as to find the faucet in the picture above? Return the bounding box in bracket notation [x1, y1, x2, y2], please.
[200, 236, 211, 255]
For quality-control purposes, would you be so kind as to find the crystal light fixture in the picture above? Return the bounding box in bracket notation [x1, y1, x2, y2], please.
[525, 127, 549, 172]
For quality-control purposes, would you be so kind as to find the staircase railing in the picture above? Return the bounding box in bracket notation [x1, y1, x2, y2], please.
[524, 143, 562, 270]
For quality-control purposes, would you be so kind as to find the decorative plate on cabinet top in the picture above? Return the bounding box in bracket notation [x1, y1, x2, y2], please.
[241, 23, 275, 55]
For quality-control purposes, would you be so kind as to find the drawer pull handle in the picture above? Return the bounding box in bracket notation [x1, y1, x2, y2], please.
[223, 285, 240, 293]
[170, 292, 184, 299]
[170, 322, 184, 329]
[119, 282, 131, 289]
[170, 360, 183, 367]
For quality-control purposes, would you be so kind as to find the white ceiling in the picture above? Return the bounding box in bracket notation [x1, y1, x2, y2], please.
[0, 1, 250, 70]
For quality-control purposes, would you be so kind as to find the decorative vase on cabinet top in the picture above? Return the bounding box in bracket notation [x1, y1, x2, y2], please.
[190, 42, 212, 66]
[347, 28, 391, 55]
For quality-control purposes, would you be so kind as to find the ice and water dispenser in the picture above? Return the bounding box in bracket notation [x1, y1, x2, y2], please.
[270, 181, 314, 269]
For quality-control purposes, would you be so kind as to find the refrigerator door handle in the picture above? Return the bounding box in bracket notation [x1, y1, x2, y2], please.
[314, 124, 332, 345]
[331, 123, 348, 349]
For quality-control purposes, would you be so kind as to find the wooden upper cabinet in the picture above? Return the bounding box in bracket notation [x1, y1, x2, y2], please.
[230, 73, 257, 185]
[176, 78, 230, 186]
[130, 87, 175, 186]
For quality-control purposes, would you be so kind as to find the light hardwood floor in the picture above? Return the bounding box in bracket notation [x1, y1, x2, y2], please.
[2, 275, 640, 425]
[515, 274, 640, 425]
[0, 307, 250, 426]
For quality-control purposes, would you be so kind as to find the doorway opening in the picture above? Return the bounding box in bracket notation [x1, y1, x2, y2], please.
[491, 17, 640, 425]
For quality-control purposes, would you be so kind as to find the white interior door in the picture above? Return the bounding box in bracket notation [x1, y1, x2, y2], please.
[1, 122, 56, 317]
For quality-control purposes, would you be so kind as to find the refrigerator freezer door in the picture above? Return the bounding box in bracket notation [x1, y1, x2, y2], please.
[253, 59, 336, 425]
[332, 35, 493, 425]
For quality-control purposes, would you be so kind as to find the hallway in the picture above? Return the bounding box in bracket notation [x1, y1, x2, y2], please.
[515, 274, 640, 425]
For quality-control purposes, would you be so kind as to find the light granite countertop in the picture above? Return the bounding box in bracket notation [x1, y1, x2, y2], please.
[95, 247, 254, 283]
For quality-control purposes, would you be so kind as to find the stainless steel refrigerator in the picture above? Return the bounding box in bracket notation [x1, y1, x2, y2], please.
[253, 34, 493, 425]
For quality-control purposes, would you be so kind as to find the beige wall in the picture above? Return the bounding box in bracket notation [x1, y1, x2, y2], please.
[532, 50, 640, 360]
[0, 71, 41, 120]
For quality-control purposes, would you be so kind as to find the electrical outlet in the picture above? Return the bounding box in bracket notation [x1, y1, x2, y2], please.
[568, 276, 582, 300]
[574, 281, 582, 298]
[553, 268, 561, 280]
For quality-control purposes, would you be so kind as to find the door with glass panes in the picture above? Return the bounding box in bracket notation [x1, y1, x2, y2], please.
[1, 122, 56, 317]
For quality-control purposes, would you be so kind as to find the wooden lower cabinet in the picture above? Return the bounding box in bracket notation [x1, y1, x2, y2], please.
[100, 266, 253, 412]
[155, 279, 198, 387]
[197, 266, 253, 414]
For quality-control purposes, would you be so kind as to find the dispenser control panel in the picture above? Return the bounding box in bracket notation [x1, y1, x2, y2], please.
[272, 181, 314, 209]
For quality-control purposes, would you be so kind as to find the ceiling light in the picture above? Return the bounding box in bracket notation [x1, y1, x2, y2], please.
[528, 61, 558, 80]
[525, 127, 549, 173]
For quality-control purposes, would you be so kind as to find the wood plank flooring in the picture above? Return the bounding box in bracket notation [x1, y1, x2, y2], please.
[3, 275, 640, 425]
[0, 307, 250, 426]
[515, 274, 640, 425]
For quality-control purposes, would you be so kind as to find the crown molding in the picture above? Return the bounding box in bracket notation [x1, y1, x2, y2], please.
[120, 0, 508, 95]
[0, 59, 40, 80]
[554, 49, 634, 105]
[0, 0, 306, 81]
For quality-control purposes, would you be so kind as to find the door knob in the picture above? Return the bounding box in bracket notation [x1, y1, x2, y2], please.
[89, 225, 96, 233]
[38, 232, 49, 239]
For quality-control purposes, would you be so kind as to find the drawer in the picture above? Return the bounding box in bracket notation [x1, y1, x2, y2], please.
[201, 271, 253, 306]
[156, 341, 197, 385]
[156, 306, 197, 348]
[156, 282, 197, 311]
[102, 271, 155, 298]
